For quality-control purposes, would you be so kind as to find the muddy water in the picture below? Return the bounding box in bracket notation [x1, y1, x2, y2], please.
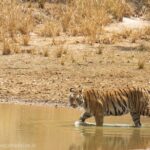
[0, 104, 150, 150]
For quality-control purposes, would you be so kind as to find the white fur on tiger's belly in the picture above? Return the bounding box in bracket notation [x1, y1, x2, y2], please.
[74, 121, 95, 127]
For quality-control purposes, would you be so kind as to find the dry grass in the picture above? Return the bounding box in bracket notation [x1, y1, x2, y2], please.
[130, 27, 150, 42]
[138, 59, 145, 69]
[60, 58, 65, 65]
[22, 34, 30, 46]
[0, 0, 149, 58]
[120, 28, 133, 39]
[2, 39, 12, 55]
[106, 0, 132, 21]
[68, 1, 110, 36]
[130, 30, 141, 43]
[0, 1, 34, 36]
[57, 45, 68, 57]
[111, 26, 150, 43]
[56, 0, 131, 39]
[96, 46, 103, 55]
[61, 8, 72, 33]
[0, 0, 34, 56]
[25, 48, 36, 55]
[55, 46, 65, 58]
[143, 26, 150, 35]
[137, 43, 149, 51]
[39, 21, 61, 37]
[70, 54, 76, 63]
[38, 0, 46, 9]
[12, 44, 20, 54]
[43, 49, 49, 57]
[0, 0, 134, 47]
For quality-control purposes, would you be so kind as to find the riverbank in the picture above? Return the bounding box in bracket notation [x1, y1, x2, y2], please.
[0, 97, 68, 107]
[0, 1, 149, 106]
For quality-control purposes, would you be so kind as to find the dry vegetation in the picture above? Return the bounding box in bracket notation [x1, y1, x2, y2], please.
[0, 0, 133, 44]
[0, 0, 150, 103]
[0, 0, 149, 49]
[0, 0, 34, 54]
[138, 59, 145, 69]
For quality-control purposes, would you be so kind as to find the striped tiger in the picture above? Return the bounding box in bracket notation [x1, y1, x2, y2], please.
[69, 87, 150, 127]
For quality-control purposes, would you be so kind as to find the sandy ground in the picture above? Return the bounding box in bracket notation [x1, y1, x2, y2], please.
[0, 17, 150, 107]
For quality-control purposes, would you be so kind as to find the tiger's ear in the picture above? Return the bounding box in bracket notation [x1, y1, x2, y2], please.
[70, 86, 83, 94]
[78, 85, 83, 94]
[70, 88, 76, 93]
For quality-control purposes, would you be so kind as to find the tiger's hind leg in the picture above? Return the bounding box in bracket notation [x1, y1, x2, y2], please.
[142, 107, 150, 117]
[130, 112, 141, 127]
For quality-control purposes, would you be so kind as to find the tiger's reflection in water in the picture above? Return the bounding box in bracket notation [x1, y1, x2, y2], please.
[69, 127, 150, 150]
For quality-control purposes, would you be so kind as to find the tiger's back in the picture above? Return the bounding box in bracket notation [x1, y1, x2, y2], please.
[84, 87, 150, 116]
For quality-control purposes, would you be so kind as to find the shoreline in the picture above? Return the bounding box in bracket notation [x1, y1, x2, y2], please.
[0, 98, 68, 108]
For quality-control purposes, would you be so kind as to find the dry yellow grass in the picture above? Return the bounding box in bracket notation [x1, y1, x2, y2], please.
[137, 43, 149, 51]
[130, 27, 150, 42]
[70, 54, 76, 63]
[22, 34, 30, 46]
[45, 0, 132, 39]
[138, 59, 145, 69]
[55, 45, 68, 58]
[110, 26, 150, 43]
[55, 46, 64, 58]
[96, 46, 103, 55]
[39, 21, 61, 37]
[25, 48, 36, 55]
[0, 1, 34, 36]
[12, 44, 20, 54]
[0, 0, 34, 55]
[143, 26, 150, 35]
[43, 49, 49, 57]
[38, 0, 46, 9]
[105, 0, 132, 21]
[2, 39, 12, 55]
[0, 0, 149, 57]
[60, 58, 65, 65]
[0, 0, 134, 47]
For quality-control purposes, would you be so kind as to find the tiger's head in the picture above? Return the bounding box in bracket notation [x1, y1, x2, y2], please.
[69, 87, 84, 108]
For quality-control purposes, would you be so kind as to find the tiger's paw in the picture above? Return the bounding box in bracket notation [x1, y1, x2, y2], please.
[74, 120, 85, 127]
[74, 120, 95, 127]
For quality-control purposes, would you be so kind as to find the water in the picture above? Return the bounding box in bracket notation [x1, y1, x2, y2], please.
[0, 104, 150, 150]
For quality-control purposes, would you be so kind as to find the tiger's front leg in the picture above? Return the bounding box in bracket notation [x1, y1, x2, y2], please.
[79, 112, 92, 122]
[94, 112, 104, 126]
[94, 103, 104, 126]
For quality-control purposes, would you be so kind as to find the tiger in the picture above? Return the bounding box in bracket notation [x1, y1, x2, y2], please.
[69, 86, 150, 127]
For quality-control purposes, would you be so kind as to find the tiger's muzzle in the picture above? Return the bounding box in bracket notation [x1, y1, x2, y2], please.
[68, 96, 78, 108]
